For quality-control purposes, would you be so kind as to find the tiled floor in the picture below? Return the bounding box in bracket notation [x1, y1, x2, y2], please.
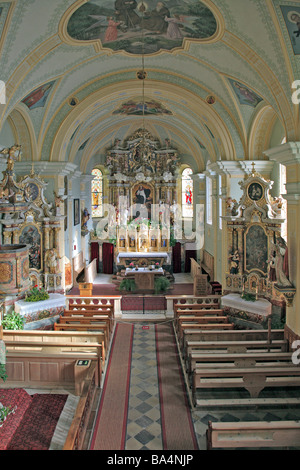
[125, 322, 163, 450]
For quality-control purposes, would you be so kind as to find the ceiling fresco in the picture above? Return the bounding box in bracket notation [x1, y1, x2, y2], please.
[67, 0, 218, 54]
[280, 5, 300, 55]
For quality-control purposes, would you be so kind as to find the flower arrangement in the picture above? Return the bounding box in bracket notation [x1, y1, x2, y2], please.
[129, 262, 134, 269]
[155, 262, 160, 269]
[25, 285, 49, 302]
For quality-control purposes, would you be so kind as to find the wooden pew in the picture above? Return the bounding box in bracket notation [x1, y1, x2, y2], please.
[61, 311, 113, 333]
[3, 329, 106, 364]
[68, 304, 114, 314]
[53, 321, 110, 350]
[187, 351, 294, 374]
[184, 339, 289, 359]
[192, 365, 300, 405]
[4, 353, 99, 396]
[206, 421, 300, 450]
[5, 340, 102, 390]
[182, 328, 286, 350]
[178, 321, 234, 340]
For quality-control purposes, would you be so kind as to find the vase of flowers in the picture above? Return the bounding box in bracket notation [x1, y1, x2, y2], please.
[155, 263, 160, 269]
[129, 262, 134, 270]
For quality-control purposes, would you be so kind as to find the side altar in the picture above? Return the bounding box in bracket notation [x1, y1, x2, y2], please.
[222, 163, 296, 323]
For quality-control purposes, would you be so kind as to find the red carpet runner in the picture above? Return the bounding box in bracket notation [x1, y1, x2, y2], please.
[155, 323, 198, 450]
[90, 322, 134, 450]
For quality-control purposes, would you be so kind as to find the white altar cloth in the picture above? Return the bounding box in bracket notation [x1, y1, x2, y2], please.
[15, 293, 66, 317]
[221, 293, 272, 317]
[125, 267, 164, 275]
[117, 252, 169, 263]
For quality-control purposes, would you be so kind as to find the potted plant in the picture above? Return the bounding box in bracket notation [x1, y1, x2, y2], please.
[154, 277, 170, 294]
[119, 278, 137, 293]
[129, 262, 134, 270]
[155, 262, 160, 269]
[25, 285, 49, 302]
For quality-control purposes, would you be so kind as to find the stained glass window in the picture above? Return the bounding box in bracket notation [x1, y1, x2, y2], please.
[91, 168, 103, 217]
[182, 167, 193, 218]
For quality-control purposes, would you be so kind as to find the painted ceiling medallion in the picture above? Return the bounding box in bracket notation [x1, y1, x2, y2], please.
[67, 0, 218, 55]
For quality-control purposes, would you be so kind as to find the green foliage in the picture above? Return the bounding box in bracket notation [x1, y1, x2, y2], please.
[241, 292, 256, 302]
[0, 364, 7, 382]
[0, 402, 16, 427]
[119, 278, 137, 293]
[154, 277, 170, 294]
[2, 311, 25, 330]
[25, 286, 49, 302]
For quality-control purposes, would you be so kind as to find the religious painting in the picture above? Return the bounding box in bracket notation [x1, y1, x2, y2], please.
[66, 0, 218, 55]
[74, 198, 80, 226]
[280, 5, 300, 55]
[248, 182, 263, 201]
[19, 224, 42, 271]
[22, 80, 55, 109]
[245, 224, 268, 274]
[131, 182, 153, 220]
[228, 78, 263, 108]
[113, 97, 172, 115]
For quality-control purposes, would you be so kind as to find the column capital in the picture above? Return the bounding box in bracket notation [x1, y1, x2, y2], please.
[205, 160, 274, 177]
[264, 142, 300, 166]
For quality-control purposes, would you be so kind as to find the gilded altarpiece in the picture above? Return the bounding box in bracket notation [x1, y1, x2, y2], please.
[223, 165, 294, 307]
[0, 163, 64, 293]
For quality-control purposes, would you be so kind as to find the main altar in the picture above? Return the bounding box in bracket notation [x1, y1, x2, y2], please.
[91, 128, 189, 288]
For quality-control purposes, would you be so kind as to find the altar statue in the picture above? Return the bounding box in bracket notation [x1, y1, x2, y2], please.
[45, 248, 60, 274]
[272, 237, 292, 287]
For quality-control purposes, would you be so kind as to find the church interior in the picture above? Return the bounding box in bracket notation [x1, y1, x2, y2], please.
[1, 0, 300, 451]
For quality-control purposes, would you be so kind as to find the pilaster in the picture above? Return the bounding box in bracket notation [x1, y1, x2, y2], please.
[265, 143, 300, 338]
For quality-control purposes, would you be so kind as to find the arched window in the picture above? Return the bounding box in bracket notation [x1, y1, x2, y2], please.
[91, 168, 103, 217]
[182, 167, 193, 218]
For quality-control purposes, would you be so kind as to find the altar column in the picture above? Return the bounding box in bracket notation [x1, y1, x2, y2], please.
[265, 142, 300, 342]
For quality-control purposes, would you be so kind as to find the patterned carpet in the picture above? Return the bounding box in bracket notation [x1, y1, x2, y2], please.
[0, 389, 68, 450]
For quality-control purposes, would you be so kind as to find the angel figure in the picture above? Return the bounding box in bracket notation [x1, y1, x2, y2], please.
[1, 144, 21, 172]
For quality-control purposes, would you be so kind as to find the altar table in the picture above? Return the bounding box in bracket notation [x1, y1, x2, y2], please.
[15, 293, 66, 323]
[117, 252, 170, 266]
[125, 267, 164, 291]
[221, 293, 272, 327]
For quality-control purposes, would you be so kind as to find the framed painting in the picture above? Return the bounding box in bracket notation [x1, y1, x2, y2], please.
[74, 198, 80, 226]
[19, 223, 42, 271]
[245, 224, 268, 274]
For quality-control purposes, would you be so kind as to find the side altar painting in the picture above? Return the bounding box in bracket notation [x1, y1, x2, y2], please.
[223, 164, 295, 308]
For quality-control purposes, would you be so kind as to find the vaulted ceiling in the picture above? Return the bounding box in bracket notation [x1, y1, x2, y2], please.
[0, 0, 299, 174]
